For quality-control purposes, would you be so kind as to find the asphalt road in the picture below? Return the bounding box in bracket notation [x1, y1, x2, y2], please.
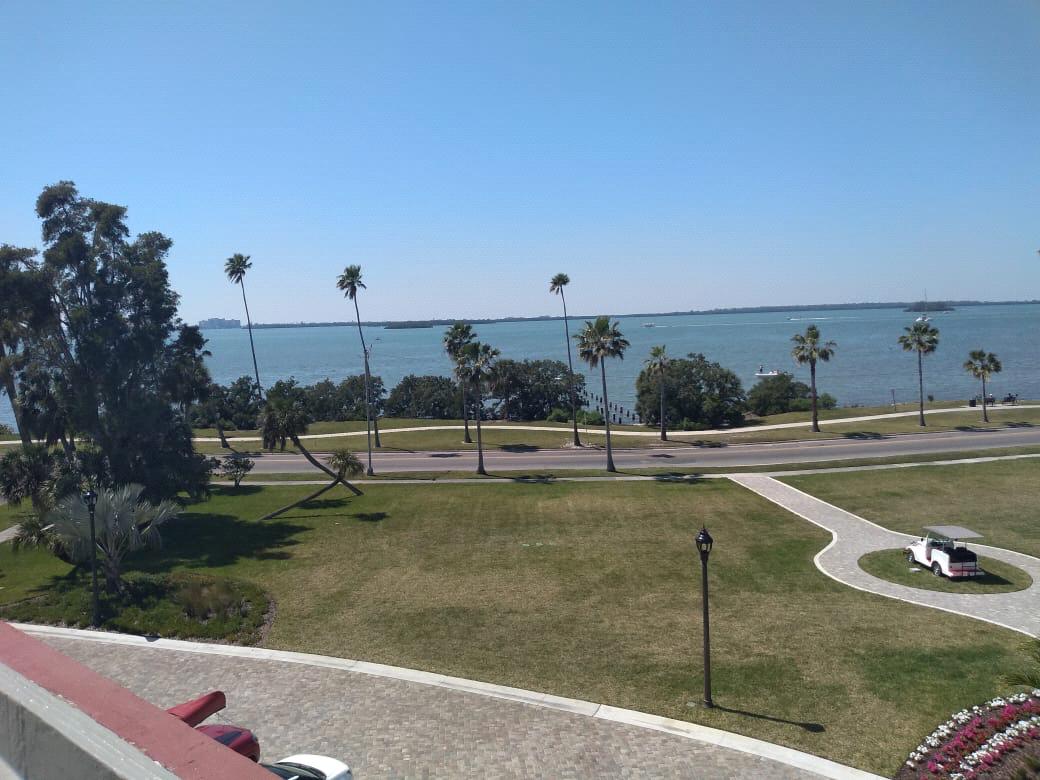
[246, 426, 1040, 474]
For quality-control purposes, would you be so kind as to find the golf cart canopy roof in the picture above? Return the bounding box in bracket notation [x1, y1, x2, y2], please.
[923, 525, 983, 540]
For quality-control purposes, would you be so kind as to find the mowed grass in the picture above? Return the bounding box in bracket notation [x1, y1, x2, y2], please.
[189, 404, 1040, 455]
[784, 459, 1040, 559]
[0, 480, 1023, 774]
[859, 549, 1032, 594]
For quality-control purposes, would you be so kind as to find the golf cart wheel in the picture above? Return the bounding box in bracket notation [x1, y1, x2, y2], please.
[906, 550, 916, 564]
[932, 562, 943, 577]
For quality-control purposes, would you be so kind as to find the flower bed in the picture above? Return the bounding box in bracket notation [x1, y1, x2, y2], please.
[896, 691, 1040, 779]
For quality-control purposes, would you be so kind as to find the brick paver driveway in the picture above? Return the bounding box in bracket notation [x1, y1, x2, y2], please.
[30, 632, 861, 779]
[730, 475, 1040, 638]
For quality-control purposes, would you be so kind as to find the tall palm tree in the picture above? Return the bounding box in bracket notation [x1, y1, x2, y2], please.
[897, 320, 940, 426]
[455, 341, 499, 475]
[224, 253, 263, 400]
[550, 273, 581, 446]
[963, 349, 1002, 424]
[576, 316, 630, 472]
[791, 324, 837, 433]
[644, 345, 669, 441]
[443, 322, 476, 443]
[336, 265, 376, 475]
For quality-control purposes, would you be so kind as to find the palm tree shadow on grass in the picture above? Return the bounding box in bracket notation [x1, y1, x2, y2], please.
[842, 431, 885, 440]
[128, 514, 308, 573]
[351, 512, 388, 523]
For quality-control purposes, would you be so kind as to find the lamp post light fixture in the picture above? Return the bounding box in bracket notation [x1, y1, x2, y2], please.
[82, 488, 100, 627]
[695, 526, 714, 708]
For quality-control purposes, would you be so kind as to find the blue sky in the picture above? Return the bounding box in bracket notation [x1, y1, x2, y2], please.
[1, 1, 1037, 324]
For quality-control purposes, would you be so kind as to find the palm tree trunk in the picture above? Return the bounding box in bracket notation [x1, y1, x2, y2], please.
[461, 384, 472, 443]
[217, 423, 230, 449]
[659, 375, 667, 441]
[601, 362, 615, 472]
[810, 361, 819, 433]
[982, 376, 989, 423]
[0, 343, 31, 446]
[560, 291, 581, 447]
[917, 350, 925, 426]
[475, 384, 486, 475]
[289, 433, 363, 496]
[353, 299, 374, 476]
[239, 280, 263, 400]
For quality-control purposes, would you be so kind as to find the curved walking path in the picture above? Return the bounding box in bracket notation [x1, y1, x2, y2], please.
[15, 624, 881, 779]
[728, 474, 1040, 638]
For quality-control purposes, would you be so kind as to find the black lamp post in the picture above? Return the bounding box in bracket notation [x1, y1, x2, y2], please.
[695, 526, 714, 708]
[82, 488, 100, 627]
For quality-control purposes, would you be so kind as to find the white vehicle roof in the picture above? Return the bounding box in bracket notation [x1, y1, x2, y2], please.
[276, 755, 352, 780]
[923, 525, 982, 540]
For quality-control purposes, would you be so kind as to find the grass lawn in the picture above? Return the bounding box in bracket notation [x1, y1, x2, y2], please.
[0, 502, 26, 532]
[783, 459, 1040, 559]
[0, 480, 1026, 774]
[859, 549, 1032, 594]
[190, 404, 1040, 455]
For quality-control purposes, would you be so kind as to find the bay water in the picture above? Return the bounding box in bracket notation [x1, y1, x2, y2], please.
[2, 304, 1038, 430]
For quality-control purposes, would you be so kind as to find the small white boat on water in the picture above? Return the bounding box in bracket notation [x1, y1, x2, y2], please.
[755, 365, 781, 377]
[642, 322, 657, 328]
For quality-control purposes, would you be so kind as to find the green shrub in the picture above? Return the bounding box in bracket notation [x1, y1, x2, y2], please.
[546, 408, 570, 423]
[0, 572, 269, 644]
[576, 409, 604, 425]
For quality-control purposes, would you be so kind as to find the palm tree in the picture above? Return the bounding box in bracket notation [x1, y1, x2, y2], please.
[336, 265, 377, 475]
[224, 254, 263, 400]
[576, 317, 630, 472]
[897, 320, 940, 426]
[260, 448, 364, 521]
[644, 345, 669, 441]
[963, 349, 1002, 424]
[550, 273, 581, 446]
[455, 341, 498, 475]
[443, 322, 476, 443]
[791, 324, 837, 433]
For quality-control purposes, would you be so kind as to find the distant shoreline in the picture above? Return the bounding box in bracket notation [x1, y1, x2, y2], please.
[199, 299, 1039, 330]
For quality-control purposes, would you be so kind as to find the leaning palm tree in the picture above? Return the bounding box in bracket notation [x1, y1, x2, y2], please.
[644, 345, 670, 441]
[443, 322, 476, 443]
[336, 265, 377, 474]
[576, 317, 630, 472]
[455, 341, 499, 475]
[550, 273, 581, 446]
[897, 320, 940, 426]
[260, 448, 364, 521]
[963, 349, 1002, 424]
[791, 324, 837, 433]
[224, 253, 263, 400]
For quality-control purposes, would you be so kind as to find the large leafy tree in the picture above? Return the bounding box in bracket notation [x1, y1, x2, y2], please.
[746, 373, 823, 416]
[635, 353, 746, 429]
[791, 324, 837, 433]
[385, 375, 460, 419]
[575, 317, 629, 472]
[963, 350, 1002, 424]
[549, 273, 581, 446]
[223, 253, 263, 400]
[0, 244, 52, 444]
[336, 265, 378, 474]
[455, 341, 499, 475]
[443, 322, 476, 443]
[643, 345, 669, 441]
[9, 182, 211, 499]
[490, 359, 584, 421]
[898, 320, 940, 426]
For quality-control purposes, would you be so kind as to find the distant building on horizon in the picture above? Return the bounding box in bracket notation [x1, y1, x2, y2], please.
[198, 317, 241, 330]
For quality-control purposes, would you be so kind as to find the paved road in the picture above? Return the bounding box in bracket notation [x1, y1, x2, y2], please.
[31, 632, 855, 779]
[730, 475, 1040, 638]
[247, 426, 1040, 474]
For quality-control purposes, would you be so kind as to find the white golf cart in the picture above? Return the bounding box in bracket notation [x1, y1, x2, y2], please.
[905, 525, 984, 578]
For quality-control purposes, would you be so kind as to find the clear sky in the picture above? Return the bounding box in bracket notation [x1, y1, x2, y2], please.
[1, 1, 1037, 324]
